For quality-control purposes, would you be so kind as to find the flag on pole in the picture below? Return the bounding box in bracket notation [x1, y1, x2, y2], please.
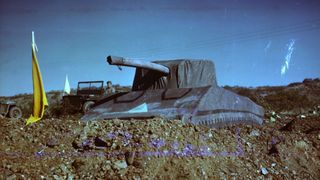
[64, 74, 71, 95]
[26, 31, 48, 125]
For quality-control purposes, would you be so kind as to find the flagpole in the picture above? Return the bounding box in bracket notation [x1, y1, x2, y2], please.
[26, 31, 48, 125]
[32, 31, 38, 51]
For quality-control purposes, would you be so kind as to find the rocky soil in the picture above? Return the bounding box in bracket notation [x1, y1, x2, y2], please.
[1, 78, 319, 179]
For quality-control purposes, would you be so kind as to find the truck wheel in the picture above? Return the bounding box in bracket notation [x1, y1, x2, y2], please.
[82, 101, 94, 113]
[9, 106, 22, 119]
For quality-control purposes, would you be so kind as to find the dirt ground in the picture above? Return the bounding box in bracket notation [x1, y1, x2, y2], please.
[1, 79, 320, 179]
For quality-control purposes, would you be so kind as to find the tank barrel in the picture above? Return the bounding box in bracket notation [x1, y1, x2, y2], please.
[106, 55, 169, 75]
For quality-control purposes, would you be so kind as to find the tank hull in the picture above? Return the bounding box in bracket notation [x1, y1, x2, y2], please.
[81, 86, 264, 128]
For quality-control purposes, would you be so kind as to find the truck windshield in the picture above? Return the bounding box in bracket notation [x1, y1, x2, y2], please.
[78, 82, 103, 90]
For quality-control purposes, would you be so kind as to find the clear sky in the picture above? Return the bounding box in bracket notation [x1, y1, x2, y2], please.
[0, 0, 319, 96]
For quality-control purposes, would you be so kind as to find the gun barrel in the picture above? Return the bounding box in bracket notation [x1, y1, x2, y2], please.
[107, 55, 169, 75]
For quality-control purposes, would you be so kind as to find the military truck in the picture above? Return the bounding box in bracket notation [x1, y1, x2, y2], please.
[0, 100, 22, 119]
[62, 81, 105, 113]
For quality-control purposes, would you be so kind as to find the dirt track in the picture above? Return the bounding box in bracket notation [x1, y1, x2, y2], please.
[1, 79, 320, 179]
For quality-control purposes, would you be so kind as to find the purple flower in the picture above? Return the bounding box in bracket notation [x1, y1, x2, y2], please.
[106, 132, 116, 139]
[82, 139, 92, 146]
[235, 150, 244, 156]
[182, 144, 194, 156]
[200, 134, 208, 142]
[271, 137, 278, 145]
[134, 142, 142, 148]
[171, 140, 180, 150]
[34, 151, 44, 158]
[150, 138, 166, 149]
[219, 151, 229, 156]
[199, 146, 211, 156]
[124, 132, 132, 140]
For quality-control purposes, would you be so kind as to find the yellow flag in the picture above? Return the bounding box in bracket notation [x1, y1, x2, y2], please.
[26, 31, 48, 125]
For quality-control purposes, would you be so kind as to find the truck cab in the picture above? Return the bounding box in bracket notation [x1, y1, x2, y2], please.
[62, 81, 105, 113]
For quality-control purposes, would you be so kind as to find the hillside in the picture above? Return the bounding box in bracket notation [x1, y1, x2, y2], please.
[0, 78, 319, 179]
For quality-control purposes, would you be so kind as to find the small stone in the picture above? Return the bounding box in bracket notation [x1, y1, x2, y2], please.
[200, 168, 206, 176]
[7, 174, 16, 180]
[53, 175, 61, 180]
[132, 160, 143, 168]
[67, 174, 73, 180]
[94, 137, 108, 147]
[71, 159, 85, 171]
[46, 138, 59, 148]
[261, 167, 268, 175]
[194, 126, 200, 132]
[114, 160, 127, 170]
[125, 151, 135, 165]
[271, 163, 276, 167]
[295, 140, 308, 150]
[111, 142, 117, 149]
[105, 164, 111, 170]
[270, 117, 276, 122]
[105, 160, 111, 164]
[60, 164, 68, 174]
[246, 142, 252, 148]
[300, 115, 306, 119]
[71, 139, 82, 149]
[250, 130, 260, 137]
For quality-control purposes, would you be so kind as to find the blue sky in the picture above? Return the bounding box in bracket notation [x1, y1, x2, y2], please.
[0, 0, 319, 96]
